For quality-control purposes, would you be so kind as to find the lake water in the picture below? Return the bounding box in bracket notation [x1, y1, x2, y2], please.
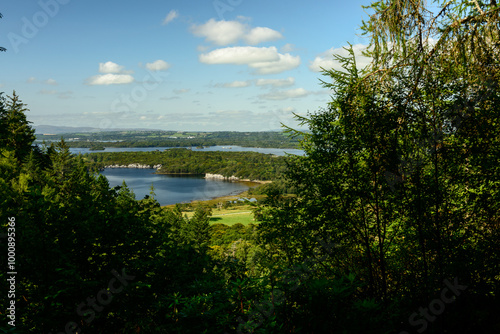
[83, 146, 301, 205]
[101, 168, 251, 206]
[71, 145, 304, 156]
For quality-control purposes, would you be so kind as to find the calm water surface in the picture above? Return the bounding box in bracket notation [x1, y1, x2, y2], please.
[101, 168, 250, 206]
[85, 146, 299, 205]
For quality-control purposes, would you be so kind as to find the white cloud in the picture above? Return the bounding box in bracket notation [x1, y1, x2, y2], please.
[249, 53, 300, 74]
[45, 78, 58, 85]
[222, 80, 252, 88]
[191, 19, 246, 46]
[309, 44, 372, 72]
[199, 46, 279, 65]
[145, 60, 171, 71]
[199, 46, 300, 74]
[99, 61, 127, 74]
[162, 10, 178, 25]
[260, 88, 309, 100]
[87, 74, 134, 85]
[191, 18, 282, 46]
[244, 27, 283, 45]
[87, 61, 134, 85]
[27, 77, 37, 83]
[256, 77, 295, 87]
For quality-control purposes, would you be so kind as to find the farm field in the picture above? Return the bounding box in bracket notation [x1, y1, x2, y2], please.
[179, 202, 257, 226]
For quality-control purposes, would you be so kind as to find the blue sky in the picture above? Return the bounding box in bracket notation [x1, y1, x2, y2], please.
[0, 0, 372, 131]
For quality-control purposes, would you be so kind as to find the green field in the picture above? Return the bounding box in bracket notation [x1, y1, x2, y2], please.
[178, 200, 258, 226]
[209, 210, 255, 225]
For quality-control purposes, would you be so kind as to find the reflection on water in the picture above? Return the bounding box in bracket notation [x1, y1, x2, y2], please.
[101, 168, 250, 206]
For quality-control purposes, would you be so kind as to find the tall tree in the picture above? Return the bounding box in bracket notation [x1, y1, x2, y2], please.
[0, 91, 36, 161]
[258, 0, 499, 331]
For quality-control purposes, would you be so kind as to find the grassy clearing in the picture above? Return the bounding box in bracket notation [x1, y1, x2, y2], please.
[162, 189, 265, 226]
[181, 203, 256, 225]
[210, 210, 255, 226]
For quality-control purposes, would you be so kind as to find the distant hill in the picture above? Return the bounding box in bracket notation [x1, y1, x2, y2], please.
[34, 125, 163, 135]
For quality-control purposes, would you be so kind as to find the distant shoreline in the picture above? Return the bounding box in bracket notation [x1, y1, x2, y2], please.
[102, 165, 272, 184]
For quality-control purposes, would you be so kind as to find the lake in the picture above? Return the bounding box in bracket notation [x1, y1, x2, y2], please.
[85, 145, 301, 205]
[101, 168, 252, 206]
[71, 145, 304, 156]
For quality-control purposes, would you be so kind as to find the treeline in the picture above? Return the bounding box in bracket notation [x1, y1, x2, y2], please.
[38, 130, 301, 149]
[83, 149, 288, 181]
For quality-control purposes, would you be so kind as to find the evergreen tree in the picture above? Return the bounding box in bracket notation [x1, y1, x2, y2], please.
[188, 204, 212, 249]
[257, 0, 500, 332]
[0, 91, 36, 161]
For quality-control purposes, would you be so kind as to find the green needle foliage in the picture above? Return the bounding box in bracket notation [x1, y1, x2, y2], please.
[258, 0, 500, 332]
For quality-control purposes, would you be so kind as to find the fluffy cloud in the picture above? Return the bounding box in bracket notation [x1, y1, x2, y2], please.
[249, 53, 300, 74]
[87, 74, 134, 85]
[199, 46, 300, 74]
[87, 61, 135, 85]
[146, 60, 171, 71]
[309, 44, 372, 72]
[259, 88, 309, 100]
[191, 18, 282, 46]
[244, 27, 283, 45]
[99, 61, 127, 74]
[199, 46, 279, 65]
[162, 10, 178, 25]
[191, 19, 247, 46]
[256, 77, 295, 87]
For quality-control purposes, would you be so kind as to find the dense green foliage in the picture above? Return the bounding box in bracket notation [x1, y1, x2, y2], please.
[0, 92, 35, 161]
[0, 94, 259, 332]
[37, 130, 301, 149]
[256, 0, 500, 332]
[83, 149, 288, 181]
